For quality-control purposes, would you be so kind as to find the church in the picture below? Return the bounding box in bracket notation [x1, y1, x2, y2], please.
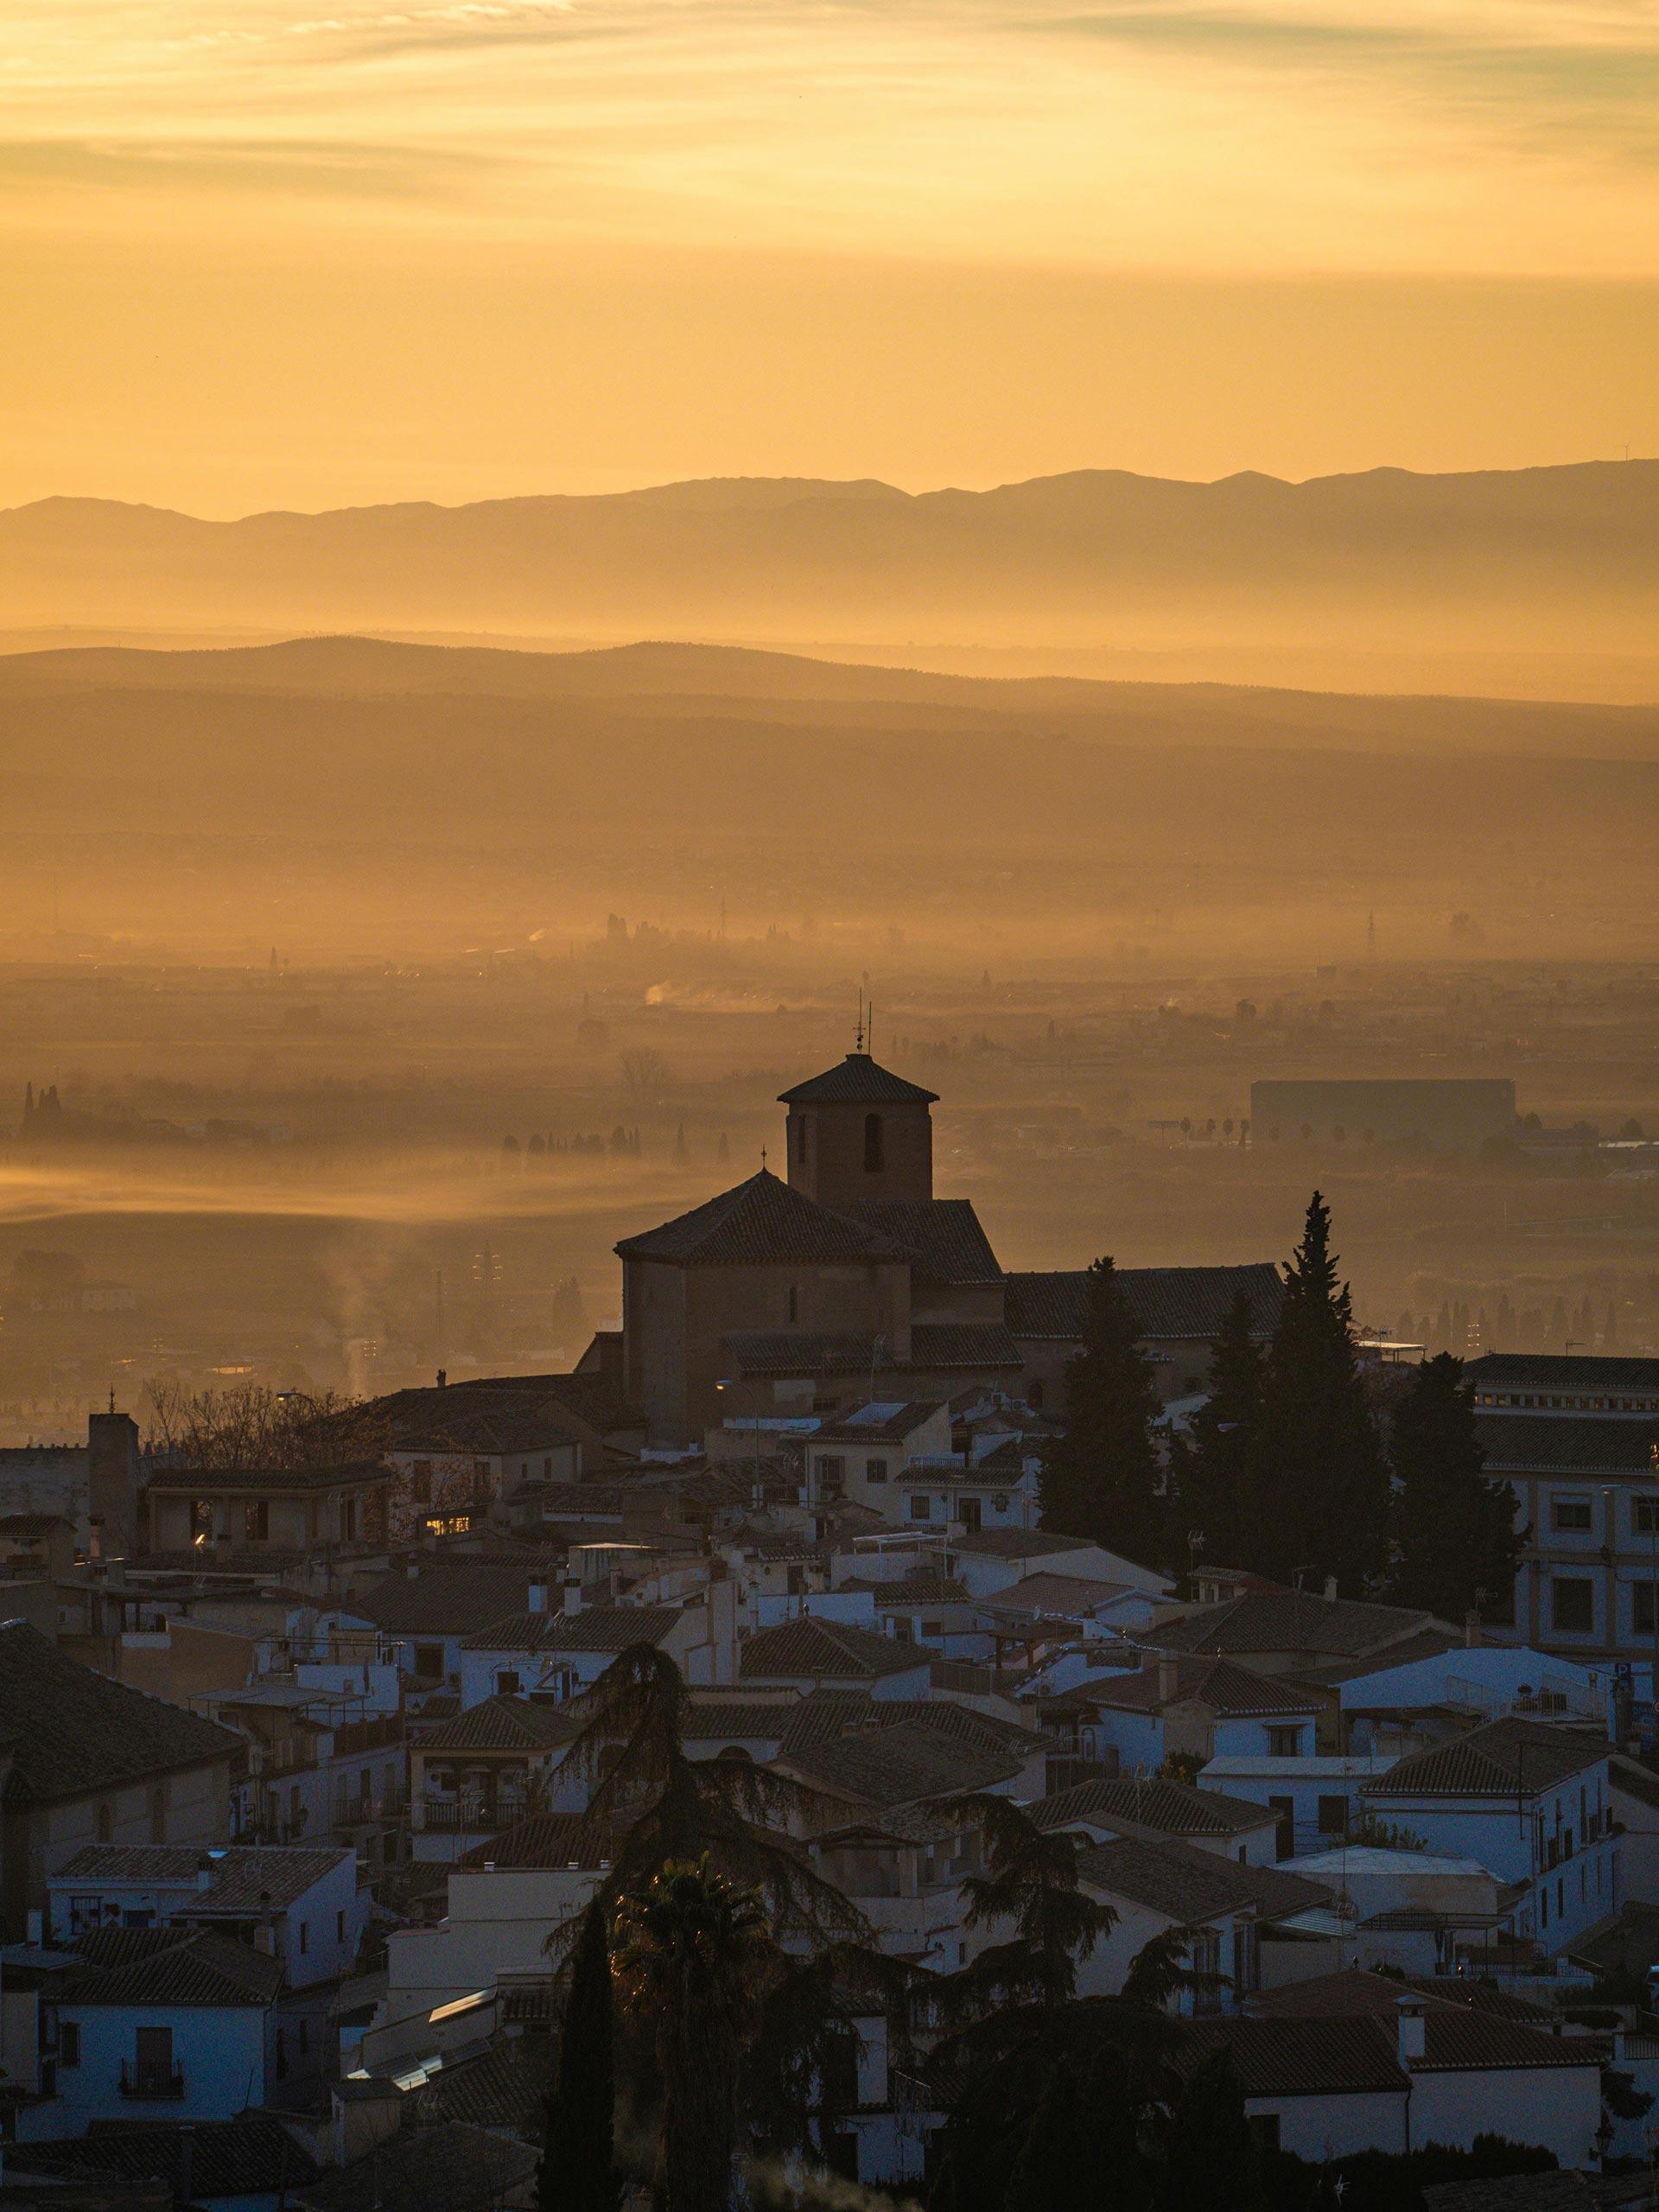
[594, 1049, 1281, 1451]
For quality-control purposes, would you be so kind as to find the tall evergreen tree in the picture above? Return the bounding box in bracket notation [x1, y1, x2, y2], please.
[1158, 2049, 1266, 2212]
[539, 1898, 620, 2212]
[1249, 1192, 1389, 1592]
[1041, 1256, 1164, 1565]
[1172, 1287, 1264, 1571]
[1389, 1352, 1522, 1622]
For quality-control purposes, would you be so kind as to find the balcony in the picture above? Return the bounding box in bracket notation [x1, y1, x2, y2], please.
[121, 2060, 185, 2100]
[417, 1798, 526, 1834]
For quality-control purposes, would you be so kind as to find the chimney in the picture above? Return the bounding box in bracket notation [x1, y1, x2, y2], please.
[528, 1580, 550, 1616]
[1465, 1610, 1482, 1649]
[1395, 1995, 1427, 2063]
[563, 1575, 582, 1617]
[436, 1369, 448, 1388]
[196, 1853, 214, 1893]
[1323, 1575, 1338, 1603]
[1156, 1655, 1180, 1704]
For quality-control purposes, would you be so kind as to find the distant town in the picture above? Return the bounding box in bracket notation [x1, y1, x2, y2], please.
[0, 1039, 1656, 2210]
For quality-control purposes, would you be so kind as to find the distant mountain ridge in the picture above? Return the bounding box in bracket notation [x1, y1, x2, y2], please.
[3, 461, 1657, 665]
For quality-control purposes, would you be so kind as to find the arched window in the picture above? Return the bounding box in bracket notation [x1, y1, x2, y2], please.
[796, 1116, 809, 1166]
[863, 1114, 884, 1173]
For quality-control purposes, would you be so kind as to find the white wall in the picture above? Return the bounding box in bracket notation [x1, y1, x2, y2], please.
[1411, 2063, 1601, 2165]
[39, 2003, 267, 2134]
[1254, 2088, 1408, 2162]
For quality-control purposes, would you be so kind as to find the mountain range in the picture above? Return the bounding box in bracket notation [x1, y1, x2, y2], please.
[3, 462, 1657, 693]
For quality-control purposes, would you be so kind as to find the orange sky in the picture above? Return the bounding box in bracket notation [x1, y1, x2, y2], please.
[3, 0, 1658, 512]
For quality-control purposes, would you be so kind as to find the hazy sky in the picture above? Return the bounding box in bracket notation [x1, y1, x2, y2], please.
[4, 0, 1658, 511]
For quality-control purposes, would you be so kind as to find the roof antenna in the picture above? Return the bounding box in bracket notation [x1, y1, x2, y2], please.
[868, 1001, 874, 1059]
[855, 988, 865, 1055]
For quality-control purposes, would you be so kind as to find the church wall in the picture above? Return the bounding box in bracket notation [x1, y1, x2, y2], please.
[624, 1259, 690, 1448]
[676, 1260, 913, 1448]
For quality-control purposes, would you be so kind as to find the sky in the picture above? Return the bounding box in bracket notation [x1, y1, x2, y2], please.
[3, 0, 1658, 512]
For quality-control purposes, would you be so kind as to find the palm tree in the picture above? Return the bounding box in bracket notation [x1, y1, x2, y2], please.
[612, 1855, 780, 2212]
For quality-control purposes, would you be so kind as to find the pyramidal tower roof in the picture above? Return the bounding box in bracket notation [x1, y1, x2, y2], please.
[615, 1169, 907, 1267]
[777, 1053, 938, 1108]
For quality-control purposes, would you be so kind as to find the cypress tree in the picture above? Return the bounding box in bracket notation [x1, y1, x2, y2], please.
[1159, 2049, 1266, 2212]
[1041, 1256, 1164, 1565]
[1389, 1352, 1521, 1623]
[1250, 1193, 1389, 1592]
[538, 1898, 620, 2212]
[1173, 1287, 1265, 1572]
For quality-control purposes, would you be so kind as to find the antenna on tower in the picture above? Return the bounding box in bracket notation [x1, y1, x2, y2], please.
[868, 1002, 874, 1059]
[855, 988, 865, 1054]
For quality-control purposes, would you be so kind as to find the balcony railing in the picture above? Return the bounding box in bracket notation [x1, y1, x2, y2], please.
[121, 2060, 185, 2100]
[418, 1799, 527, 1833]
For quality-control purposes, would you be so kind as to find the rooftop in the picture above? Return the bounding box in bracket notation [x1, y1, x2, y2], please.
[616, 1169, 904, 1268]
[1033, 1776, 1278, 1839]
[777, 1053, 938, 1107]
[0, 1620, 238, 1802]
[1076, 1834, 1333, 1924]
[417, 1695, 581, 1752]
[52, 1843, 348, 1911]
[63, 1929, 287, 2008]
[1004, 1262, 1283, 1342]
[740, 1616, 927, 1683]
[1363, 1715, 1610, 1800]
[1154, 1590, 1445, 1661]
[1469, 1352, 1659, 1393]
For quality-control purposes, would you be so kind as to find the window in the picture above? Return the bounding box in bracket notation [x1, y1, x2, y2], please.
[1552, 1577, 1594, 1633]
[341, 1498, 357, 1541]
[67, 1895, 100, 1934]
[60, 2022, 79, 2069]
[275, 2027, 288, 2081]
[1267, 1726, 1304, 1758]
[1552, 1495, 1593, 1533]
[865, 1457, 888, 1484]
[496, 1669, 522, 1697]
[413, 1643, 444, 1681]
[299, 1920, 309, 1955]
[244, 1499, 270, 1542]
[909, 1495, 932, 1522]
[863, 1114, 884, 1173]
[796, 1116, 809, 1166]
[1638, 1497, 1659, 1535]
[1637, 1586, 1659, 1636]
[817, 1454, 845, 1498]
[785, 1285, 798, 1325]
[411, 1464, 433, 1506]
[1317, 1794, 1348, 1836]
[337, 1910, 346, 1942]
[1027, 1382, 1045, 1411]
[1267, 1796, 1295, 1860]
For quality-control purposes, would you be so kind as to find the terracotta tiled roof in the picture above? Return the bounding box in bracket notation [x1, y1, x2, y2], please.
[779, 1718, 1022, 1807]
[64, 1929, 285, 2008]
[1004, 1263, 1283, 1341]
[20, 2116, 321, 2198]
[1075, 1835, 1333, 1924]
[1363, 1716, 1608, 1800]
[413, 2037, 556, 2135]
[480, 1603, 681, 1655]
[778, 1054, 938, 1106]
[1476, 1414, 1659, 1473]
[1154, 1591, 1442, 1660]
[617, 1171, 905, 1267]
[836, 1200, 1002, 1287]
[456, 1812, 616, 1870]
[1084, 1656, 1319, 1719]
[740, 1618, 925, 1683]
[53, 1842, 347, 1911]
[947, 1528, 1103, 1560]
[348, 1556, 565, 1638]
[0, 1620, 238, 1802]
[417, 1695, 579, 1752]
[1033, 1776, 1276, 1839]
[1246, 1970, 1598, 2072]
[1469, 1352, 1659, 1393]
[1176, 2015, 1408, 2096]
